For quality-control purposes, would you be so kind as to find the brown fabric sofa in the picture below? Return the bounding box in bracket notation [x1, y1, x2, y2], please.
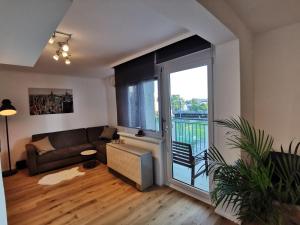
[26, 126, 117, 176]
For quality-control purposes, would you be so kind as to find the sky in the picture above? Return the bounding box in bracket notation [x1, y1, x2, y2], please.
[170, 66, 208, 100]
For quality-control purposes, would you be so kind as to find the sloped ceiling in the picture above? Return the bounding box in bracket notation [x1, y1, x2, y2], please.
[0, 0, 73, 67]
[0, 0, 237, 77]
[224, 0, 300, 33]
[0, 0, 188, 77]
[2, 0, 300, 77]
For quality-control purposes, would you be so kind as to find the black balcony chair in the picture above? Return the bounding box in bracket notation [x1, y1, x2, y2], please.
[172, 141, 207, 186]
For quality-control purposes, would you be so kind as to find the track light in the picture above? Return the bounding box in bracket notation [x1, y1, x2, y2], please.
[48, 36, 55, 44]
[65, 57, 71, 65]
[48, 33, 55, 44]
[53, 51, 59, 61]
[62, 43, 69, 52]
[62, 51, 68, 58]
[48, 31, 72, 65]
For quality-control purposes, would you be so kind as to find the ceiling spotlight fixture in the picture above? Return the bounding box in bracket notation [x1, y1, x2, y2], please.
[48, 33, 55, 44]
[53, 51, 60, 61]
[48, 30, 72, 65]
[62, 51, 68, 58]
[62, 43, 69, 52]
[65, 57, 71, 65]
[48, 37, 54, 44]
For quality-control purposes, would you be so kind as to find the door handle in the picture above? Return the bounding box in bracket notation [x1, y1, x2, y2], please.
[161, 118, 168, 136]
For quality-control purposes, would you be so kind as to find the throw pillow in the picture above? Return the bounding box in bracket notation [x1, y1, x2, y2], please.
[31, 136, 55, 155]
[99, 127, 117, 140]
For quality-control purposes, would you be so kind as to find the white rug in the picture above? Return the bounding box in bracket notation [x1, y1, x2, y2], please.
[38, 167, 85, 186]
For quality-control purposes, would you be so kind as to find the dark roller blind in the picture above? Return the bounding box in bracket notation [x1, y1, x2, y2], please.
[115, 52, 155, 87]
[115, 52, 156, 128]
[156, 35, 211, 64]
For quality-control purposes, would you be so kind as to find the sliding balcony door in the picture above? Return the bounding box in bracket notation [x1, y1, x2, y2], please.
[161, 49, 213, 201]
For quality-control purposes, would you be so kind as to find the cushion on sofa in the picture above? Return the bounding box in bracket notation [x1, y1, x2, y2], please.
[32, 128, 88, 149]
[37, 143, 94, 164]
[31, 136, 55, 155]
[99, 127, 117, 140]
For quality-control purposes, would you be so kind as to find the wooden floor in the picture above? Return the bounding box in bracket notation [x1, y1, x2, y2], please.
[3, 164, 236, 225]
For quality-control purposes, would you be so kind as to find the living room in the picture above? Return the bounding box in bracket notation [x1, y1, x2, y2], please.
[0, 1, 300, 225]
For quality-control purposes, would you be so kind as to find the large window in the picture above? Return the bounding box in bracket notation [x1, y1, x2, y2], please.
[114, 35, 211, 135]
[126, 80, 159, 132]
[115, 52, 160, 133]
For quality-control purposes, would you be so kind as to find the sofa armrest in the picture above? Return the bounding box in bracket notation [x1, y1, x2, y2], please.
[26, 144, 38, 176]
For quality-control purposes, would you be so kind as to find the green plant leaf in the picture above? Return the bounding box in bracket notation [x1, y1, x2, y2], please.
[203, 117, 288, 225]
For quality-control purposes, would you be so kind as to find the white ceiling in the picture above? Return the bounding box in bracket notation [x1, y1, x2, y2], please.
[224, 0, 300, 34]
[0, 0, 188, 77]
[0, 0, 239, 77]
[2, 0, 300, 77]
[0, 0, 72, 66]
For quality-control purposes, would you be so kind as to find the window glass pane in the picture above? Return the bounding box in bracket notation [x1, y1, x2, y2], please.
[139, 80, 159, 132]
[127, 85, 139, 128]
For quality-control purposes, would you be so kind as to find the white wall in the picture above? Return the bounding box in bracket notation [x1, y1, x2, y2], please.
[254, 22, 300, 149]
[198, 0, 254, 123]
[0, 71, 108, 170]
[213, 39, 241, 224]
[214, 40, 241, 163]
[104, 76, 118, 126]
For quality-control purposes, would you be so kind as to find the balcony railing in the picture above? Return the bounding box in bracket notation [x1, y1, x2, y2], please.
[172, 118, 208, 156]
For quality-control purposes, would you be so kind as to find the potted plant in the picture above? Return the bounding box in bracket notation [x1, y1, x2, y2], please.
[200, 117, 300, 225]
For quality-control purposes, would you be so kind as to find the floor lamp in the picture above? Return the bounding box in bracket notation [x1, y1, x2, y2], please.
[0, 99, 17, 177]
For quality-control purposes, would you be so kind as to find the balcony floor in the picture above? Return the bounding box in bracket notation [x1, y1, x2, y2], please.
[172, 162, 209, 192]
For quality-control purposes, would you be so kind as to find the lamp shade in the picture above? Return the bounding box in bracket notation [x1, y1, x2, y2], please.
[0, 99, 17, 116]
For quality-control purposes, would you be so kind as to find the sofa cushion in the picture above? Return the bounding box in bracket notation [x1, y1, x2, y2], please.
[100, 127, 117, 140]
[32, 128, 88, 149]
[37, 143, 94, 164]
[31, 136, 55, 155]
